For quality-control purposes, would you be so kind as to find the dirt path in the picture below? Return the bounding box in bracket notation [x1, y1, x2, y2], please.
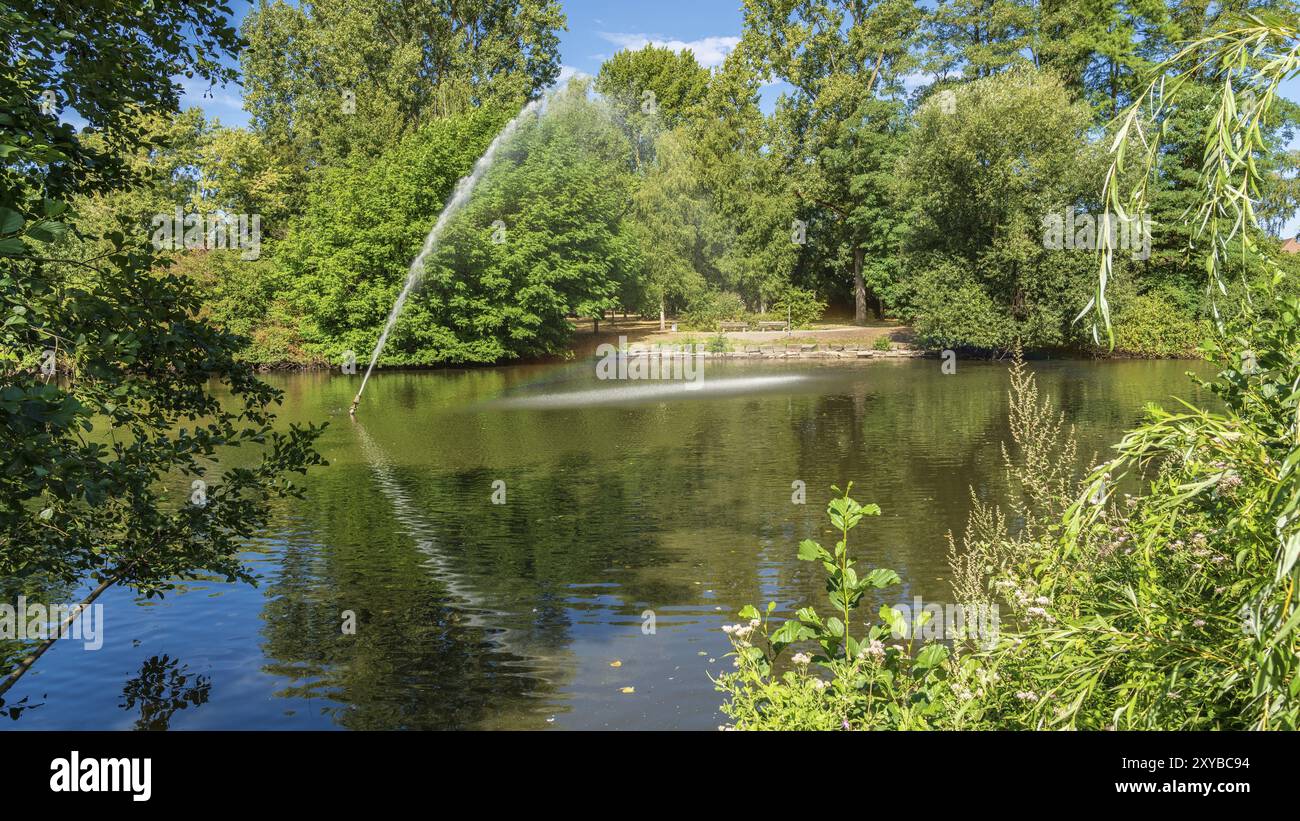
[568, 317, 914, 357]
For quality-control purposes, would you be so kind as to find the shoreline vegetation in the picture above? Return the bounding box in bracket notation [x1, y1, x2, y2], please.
[242, 317, 1211, 373]
[73, 7, 1294, 377]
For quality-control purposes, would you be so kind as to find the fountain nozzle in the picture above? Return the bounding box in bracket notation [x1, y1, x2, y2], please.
[349, 395, 360, 417]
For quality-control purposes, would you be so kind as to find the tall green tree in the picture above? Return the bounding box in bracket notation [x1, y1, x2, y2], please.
[743, 0, 923, 323]
[595, 44, 711, 168]
[1069, 0, 1176, 117]
[895, 68, 1103, 349]
[686, 55, 799, 313]
[630, 130, 709, 329]
[927, 0, 1039, 79]
[240, 0, 566, 183]
[279, 82, 640, 365]
[417, 82, 642, 359]
[275, 107, 509, 364]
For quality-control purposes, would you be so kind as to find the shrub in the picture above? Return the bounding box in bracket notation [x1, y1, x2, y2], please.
[1037, 291, 1300, 729]
[770, 286, 826, 329]
[946, 347, 1078, 607]
[1110, 289, 1209, 357]
[681, 290, 746, 330]
[716, 331, 1300, 729]
[706, 333, 731, 353]
[905, 260, 1013, 351]
[976, 323, 1300, 730]
[171, 250, 311, 366]
[871, 334, 892, 351]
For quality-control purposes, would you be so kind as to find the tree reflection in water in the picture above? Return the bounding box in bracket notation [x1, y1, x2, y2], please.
[0, 693, 44, 720]
[119, 654, 211, 731]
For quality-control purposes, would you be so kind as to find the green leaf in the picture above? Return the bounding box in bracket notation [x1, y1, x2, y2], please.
[0, 207, 23, 234]
[26, 219, 68, 243]
[863, 568, 901, 588]
[880, 605, 907, 638]
[798, 538, 828, 562]
[795, 607, 822, 627]
[771, 619, 815, 646]
[914, 643, 949, 670]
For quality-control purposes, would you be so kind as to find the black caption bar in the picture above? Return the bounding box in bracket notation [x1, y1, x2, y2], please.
[2, 731, 1285, 807]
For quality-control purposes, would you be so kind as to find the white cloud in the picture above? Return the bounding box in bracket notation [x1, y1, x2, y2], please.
[900, 71, 936, 92]
[597, 32, 740, 68]
[175, 75, 246, 127]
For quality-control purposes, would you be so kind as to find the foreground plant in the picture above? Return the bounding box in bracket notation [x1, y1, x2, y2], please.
[1038, 298, 1300, 729]
[1059, 10, 1300, 728]
[715, 330, 1300, 729]
[714, 484, 956, 730]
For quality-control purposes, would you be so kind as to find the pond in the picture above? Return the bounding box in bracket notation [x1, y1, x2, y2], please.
[4, 356, 1215, 729]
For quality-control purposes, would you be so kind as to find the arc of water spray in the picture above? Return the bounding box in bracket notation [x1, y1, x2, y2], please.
[350, 89, 569, 416]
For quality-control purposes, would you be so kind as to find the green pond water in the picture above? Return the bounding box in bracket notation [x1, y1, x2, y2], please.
[3, 356, 1214, 729]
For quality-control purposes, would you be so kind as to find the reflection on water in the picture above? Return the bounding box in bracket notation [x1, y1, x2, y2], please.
[0, 693, 44, 721]
[119, 655, 211, 731]
[487, 372, 819, 409]
[3, 357, 1214, 729]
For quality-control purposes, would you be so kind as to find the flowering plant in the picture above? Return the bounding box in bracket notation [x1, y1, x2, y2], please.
[714, 485, 957, 729]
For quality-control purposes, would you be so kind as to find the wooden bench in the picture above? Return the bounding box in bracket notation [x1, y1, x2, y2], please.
[719, 321, 749, 332]
[756, 320, 789, 332]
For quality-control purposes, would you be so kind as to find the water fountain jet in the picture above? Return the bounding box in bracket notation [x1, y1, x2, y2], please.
[349, 83, 578, 413]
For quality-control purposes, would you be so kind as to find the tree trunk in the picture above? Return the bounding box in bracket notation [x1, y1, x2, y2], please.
[0, 575, 116, 697]
[593, 317, 599, 334]
[853, 246, 868, 324]
[659, 297, 665, 332]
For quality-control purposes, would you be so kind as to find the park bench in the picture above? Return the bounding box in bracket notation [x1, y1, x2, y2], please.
[719, 321, 749, 332]
[756, 320, 789, 332]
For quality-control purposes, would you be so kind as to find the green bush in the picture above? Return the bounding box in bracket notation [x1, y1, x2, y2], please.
[681, 290, 746, 330]
[277, 86, 644, 367]
[905, 260, 1014, 351]
[1034, 292, 1300, 729]
[1110, 289, 1209, 357]
[871, 334, 892, 351]
[172, 250, 311, 366]
[770, 286, 826, 329]
[716, 319, 1300, 729]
